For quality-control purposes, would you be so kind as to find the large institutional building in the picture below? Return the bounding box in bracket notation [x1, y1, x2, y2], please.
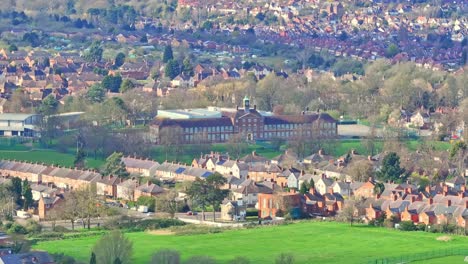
[150, 97, 337, 144]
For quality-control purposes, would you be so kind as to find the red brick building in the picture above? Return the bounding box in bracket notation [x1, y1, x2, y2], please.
[151, 97, 337, 144]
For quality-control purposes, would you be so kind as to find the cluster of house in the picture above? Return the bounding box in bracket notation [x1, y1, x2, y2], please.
[179, 0, 467, 70]
[0, 145, 466, 228]
[363, 178, 468, 229]
[0, 46, 283, 106]
[0, 158, 165, 219]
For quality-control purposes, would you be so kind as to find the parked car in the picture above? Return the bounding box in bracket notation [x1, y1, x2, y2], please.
[186, 211, 198, 216]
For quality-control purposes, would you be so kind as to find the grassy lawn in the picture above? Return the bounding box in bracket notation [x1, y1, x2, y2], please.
[331, 139, 384, 157]
[32, 221, 468, 264]
[0, 149, 104, 169]
[413, 256, 468, 264]
[0, 138, 452, 168]
[405, 140, 452, 152]
[150, 143, 283, 164]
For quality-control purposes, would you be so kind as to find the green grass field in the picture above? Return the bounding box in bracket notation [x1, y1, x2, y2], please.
[413, 256, 467, 264]
[33, 221, 468, 264]
[0, 149, 104, 168]
[0, 138, 452, 169]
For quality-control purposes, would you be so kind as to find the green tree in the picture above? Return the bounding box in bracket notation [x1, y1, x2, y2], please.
[38, 94, 58, 115]
[22, 32, 40, 47]
[119, 79, 135, 93]
[22, 179, 32, 211]
[373, 182, 385, 195]
[136, 196, 156, 212]
[8, 44, 18, 52]
[150, 249, 180, 264]
[385, 44, 400, 58]
[309, 178, 315, 189]
[201, 21, 213, 31]
[182, 58, 194, 76]
[90, 252, 97, 264]
[165, 59, 180, 80]
[84, 41, 103, 62]
[114, 258, 122, 264]
[102, 152, 129, 178]
[114, 52, 126, 68]
[102, 75, 123, 93]
[187, 173, 228, 221]
[10, 177, 22, 206]
[74, 148, 86, 169]
[449, 141, 467, 174]
[163, 45, 173, 63]
[299, 181, 308, 194]
[93, 231, 132, 264]
[86, 84, 106, 103]
[377, 152, 405, 183]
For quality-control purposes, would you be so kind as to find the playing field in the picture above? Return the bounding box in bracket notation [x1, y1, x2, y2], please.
[413, 255, 468, 264]
[32, 221, 468, 264]
[0, 149, 104, 168]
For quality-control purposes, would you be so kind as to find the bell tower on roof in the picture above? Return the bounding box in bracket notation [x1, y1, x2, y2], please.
[243, 96, 250, 112]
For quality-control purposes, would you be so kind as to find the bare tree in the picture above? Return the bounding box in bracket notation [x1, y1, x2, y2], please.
[156, 190, 181, 218]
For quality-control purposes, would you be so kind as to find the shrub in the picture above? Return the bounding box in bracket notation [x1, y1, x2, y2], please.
[51, 253, 79, 264]
[416, 223, 426, 231]
[275, 253, 295, 264]
[31, 232, 64, 241]
[170, 225, 226, 236]
[383, 219, 395, 228]
[399, 221, 416, 231]
[7, 223, 27, 234]
[53, 225, 69, 233]
[228, 256, 251, 264]
[245, 209, 258, 217]
[116, 219, 185, 232]
[151, 249, 180, 264]
[25, 220, 42, 234]
[3, 222, 13, 230]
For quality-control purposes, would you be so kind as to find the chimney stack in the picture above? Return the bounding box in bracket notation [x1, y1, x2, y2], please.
[447, 199, 451, 207]
[318, 149, 323, 155]
[393, 194, 398, 201]
[410, 196, 416, 203]
[309, 187, 315, 195]
[465, 200, 468, 209]
[425, 185, 431, 193]
[428, 197, 433, 205]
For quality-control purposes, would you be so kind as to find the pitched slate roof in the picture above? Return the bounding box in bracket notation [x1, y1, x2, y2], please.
[136, 182, 165, 194]
[122, 157, 160, 170]
[233, 179, 273, 195]
[152, 117, 234, 128]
